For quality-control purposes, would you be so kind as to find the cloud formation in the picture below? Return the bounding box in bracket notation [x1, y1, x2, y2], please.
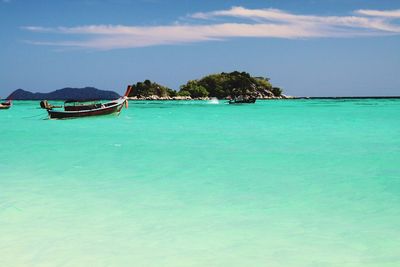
[355, 9, 400, 18]
[22, 6, 400, 50]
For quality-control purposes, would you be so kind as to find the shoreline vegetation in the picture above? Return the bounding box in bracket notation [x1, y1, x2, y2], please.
[127, 71, 291, 100]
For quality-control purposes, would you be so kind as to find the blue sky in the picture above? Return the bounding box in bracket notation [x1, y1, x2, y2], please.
[1, 0, 399, 97]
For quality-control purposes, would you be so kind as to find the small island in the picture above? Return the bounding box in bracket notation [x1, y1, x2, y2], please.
[127, 71, 290, 100]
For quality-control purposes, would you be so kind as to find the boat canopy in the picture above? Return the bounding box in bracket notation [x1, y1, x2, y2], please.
[64, 99, 101, 104]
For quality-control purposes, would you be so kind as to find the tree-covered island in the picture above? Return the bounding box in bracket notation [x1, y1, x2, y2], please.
[127, 71, 289, 100]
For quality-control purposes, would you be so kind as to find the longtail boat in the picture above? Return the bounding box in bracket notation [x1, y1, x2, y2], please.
[228, 96, 256, 104]
[41, 86, 132, 119]
[0, 100, 12, 110]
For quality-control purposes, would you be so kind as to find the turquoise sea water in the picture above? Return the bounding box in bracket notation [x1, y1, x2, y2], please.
[1, 99, 399, 267]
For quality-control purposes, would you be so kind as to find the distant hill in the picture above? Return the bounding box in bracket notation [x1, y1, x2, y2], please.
[7, 87, 120, 100]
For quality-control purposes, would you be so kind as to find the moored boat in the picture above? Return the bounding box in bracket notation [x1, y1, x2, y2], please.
[0, 100, 12, 109]
[228, 95, 256, 104]
[41, 86, 132, 119]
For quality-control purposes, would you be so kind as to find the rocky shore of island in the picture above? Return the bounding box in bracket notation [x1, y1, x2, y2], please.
[127, 94, 294, 100]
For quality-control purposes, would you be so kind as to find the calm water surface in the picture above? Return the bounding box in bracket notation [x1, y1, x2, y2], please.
[1, 99, 399, 267]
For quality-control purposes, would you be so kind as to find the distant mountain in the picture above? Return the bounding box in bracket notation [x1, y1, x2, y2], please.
[7, 87, 120, 100]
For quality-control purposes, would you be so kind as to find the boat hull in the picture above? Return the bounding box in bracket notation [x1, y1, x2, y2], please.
[0, 101, 11, 109]
[47, 99, 125, 119]
[228, 98, 256, 104]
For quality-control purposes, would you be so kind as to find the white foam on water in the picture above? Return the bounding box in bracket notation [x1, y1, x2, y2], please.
[208, 97, 219, 104]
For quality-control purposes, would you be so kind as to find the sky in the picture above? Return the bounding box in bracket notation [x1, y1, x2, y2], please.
[1, 0, 400, 97]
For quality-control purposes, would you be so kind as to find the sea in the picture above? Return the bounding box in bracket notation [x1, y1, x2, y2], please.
[1, 99, 399, 267]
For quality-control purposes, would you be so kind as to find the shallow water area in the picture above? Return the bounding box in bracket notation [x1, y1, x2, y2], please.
[1, 99, 400, 267]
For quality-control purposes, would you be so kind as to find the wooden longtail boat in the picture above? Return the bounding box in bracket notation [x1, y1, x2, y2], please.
[0, 100, 12, 110]
[228, 96, 256, 104]
[42, 86, 132, 119]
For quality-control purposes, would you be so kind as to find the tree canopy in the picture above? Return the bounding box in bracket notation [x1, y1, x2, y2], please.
[128, 79, 175, 98]
[178, 71, 281, 98]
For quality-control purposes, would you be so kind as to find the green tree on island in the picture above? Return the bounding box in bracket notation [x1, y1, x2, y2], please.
[179, 80, 209, 98]
[128, 79, 174, 97]
[271, 87, 283, 97]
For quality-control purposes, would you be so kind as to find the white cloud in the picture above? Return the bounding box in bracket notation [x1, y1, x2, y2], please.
[22, 6, 400, 50]
[355, 9, 400, 18]
[22, 26, 54, 32]
[191, 6, 400, 33]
